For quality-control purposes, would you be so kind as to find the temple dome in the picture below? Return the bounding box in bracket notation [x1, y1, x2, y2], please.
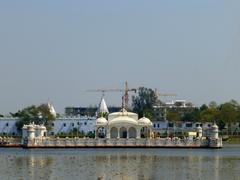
[109, 116, 138, 126]
[108, 109, 138, 121]
[138, 117, 152, 126]
[96, 117, 108, 126]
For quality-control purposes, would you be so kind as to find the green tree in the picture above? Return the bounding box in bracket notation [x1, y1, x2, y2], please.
[86, 131, 95, 138]
[181, 108, 201, 122]
[0, 114, 3, 117]
[209, 101, 218, 109]
[167, 110, 181, 122]
[200, 106, 219, 123]
[218, 101, 240, 132]
[132, 87, 158, 119]
[13, 104, 56, 131]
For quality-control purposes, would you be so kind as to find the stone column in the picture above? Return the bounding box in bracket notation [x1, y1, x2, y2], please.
[127, 128, 129, 139]
[136, 128, 141, 139]
[106, 127, 110, 139]
[95, 126, 98, 139]
[211, 124, 219, 139]
[149, 128, 152, 139]
[117, 128, 120, 139]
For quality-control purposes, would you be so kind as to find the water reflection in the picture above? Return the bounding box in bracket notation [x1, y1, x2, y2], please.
[3, 154, 53, 180]
[0, 147, 239, 180]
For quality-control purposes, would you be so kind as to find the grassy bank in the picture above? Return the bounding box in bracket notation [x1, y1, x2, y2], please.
[224, 136, 240, 144]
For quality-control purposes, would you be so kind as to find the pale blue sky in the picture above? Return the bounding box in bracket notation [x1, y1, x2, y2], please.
[1, 1, 240, 114]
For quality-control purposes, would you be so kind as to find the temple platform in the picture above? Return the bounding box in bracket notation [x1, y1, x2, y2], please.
[22, 137, 223, 149]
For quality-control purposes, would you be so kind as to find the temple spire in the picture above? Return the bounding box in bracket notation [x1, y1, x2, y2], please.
[98, 97, 109, 114]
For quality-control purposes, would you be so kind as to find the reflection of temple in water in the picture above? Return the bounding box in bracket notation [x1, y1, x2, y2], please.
[0, 148, 240, 179]
[7, 154, 53, 179]
[93, 152, 157, 179]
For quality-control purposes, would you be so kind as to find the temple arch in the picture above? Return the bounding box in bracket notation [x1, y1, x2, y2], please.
[97, 127, 106, 138]
[140, 127, 150, 138]
[120, 127, 127, 138]
[128, 127, 137, 138]
[110, 127, 118, 138]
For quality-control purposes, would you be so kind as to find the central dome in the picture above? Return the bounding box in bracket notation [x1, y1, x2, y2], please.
[108, 109, 138, 121]
[108, 109, 138, 126]
[109, 116, 138, 126]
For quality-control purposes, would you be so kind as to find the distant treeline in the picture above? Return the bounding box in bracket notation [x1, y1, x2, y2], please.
[1, 87, 240, 131]
[132, 87, 240, 130]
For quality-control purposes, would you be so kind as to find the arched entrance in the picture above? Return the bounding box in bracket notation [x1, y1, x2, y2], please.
[140, 127, 150, 138]
[128, 127, 137, 138]
[110, 127, 118, 138]
[120, 127, 127, 138]
[97, 127, 106, 138]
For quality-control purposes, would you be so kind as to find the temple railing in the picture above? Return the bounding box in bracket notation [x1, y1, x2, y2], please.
[23, 137, 222, 148]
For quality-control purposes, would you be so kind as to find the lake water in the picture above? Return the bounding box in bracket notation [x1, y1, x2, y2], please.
[0, 144, 239, 180]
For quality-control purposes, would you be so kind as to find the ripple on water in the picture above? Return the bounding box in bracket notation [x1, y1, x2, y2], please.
[0, 147, 239, 180]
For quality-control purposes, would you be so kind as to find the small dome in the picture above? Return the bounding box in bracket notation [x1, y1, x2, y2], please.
[212, 123, 219, 129]
[138, 117, 152, 126]
[96, 117, 108, 126]
[196, 126, 202, 130]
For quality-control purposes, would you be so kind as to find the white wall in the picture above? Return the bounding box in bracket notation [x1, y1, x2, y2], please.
[50, 116, 96, 135]
[0, 116, 96, 136]
[0, 118, 19, 135]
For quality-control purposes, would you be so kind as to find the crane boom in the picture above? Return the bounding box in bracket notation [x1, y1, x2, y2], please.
[86, 81, 137, 110]
[154, 88, 177, 100]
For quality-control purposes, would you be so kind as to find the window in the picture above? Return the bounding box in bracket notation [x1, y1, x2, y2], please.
[72, 123, 74, 127]
[84, 122, 87, 126]
[51, 132, 54, 136]
[186, 123, 192, 128]
[157, 124, 160, 128]
[63, 123, 66, 127]
[6, 123, 9, 127]
[153, 124, 156, 128]
[12, 132, 15, 136]
[168, 123, 174, 128]
[52, 123, 54, 127]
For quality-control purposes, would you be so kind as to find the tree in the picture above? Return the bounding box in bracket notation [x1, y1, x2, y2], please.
[200, 107, 219, 123]
[13, 104, 56, 131]
[132, 87, 158, 119]
[209, 101, 218, 109]
[181, 108, 201, 122]
[218, 101, 239, 132]
[0, 114, 3, 117]
[167, 111, 181, 122]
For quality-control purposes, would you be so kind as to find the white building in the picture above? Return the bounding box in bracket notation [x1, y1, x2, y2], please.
[0, 116, 96, 136]
[95, 109, 153, 139]
[0, 117, 19, 136]
[49, 116, 96, 135]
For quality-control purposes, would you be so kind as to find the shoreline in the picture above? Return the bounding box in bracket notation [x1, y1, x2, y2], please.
[225, 136, 240, 144]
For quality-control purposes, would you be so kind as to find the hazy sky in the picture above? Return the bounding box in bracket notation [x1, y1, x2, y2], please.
[1, 1, 240, 114]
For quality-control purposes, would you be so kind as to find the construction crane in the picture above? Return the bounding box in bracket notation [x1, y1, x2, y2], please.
[86, 89, 122, 97]
[86, 81, 137, 110]
[122, 82, 137, 110]
[154, 88, 177, 101]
